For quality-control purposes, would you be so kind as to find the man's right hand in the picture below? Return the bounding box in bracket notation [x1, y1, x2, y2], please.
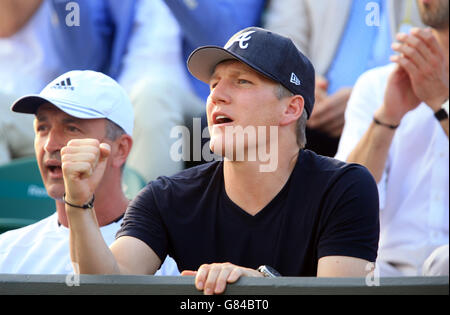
[61, 139, 111, 206]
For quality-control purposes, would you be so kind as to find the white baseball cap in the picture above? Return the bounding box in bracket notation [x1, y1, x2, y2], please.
[11, 70, 134, 135]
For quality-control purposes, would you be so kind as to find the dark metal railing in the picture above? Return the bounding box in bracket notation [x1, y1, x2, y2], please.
[0, 274, 448, 295]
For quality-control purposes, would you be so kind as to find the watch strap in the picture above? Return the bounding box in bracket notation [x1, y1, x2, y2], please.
[435, 108, 449, 121]
[435, 99, 449, 121]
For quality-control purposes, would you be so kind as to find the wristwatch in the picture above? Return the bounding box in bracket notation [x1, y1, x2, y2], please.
[257, 265, 282, 277]
[434, 99, 449, 122]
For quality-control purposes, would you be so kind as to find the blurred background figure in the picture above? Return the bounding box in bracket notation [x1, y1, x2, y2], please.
[0, 0, 65, 165]
[164, 0, 267, 103]
[131, 0, 267, 178]
[335, 0, 449, 276]
[265, 0, 423, 156]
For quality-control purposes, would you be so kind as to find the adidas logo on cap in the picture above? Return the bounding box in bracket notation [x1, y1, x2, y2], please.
[51, 77, 74, 91]
[11, 70, 135, 135]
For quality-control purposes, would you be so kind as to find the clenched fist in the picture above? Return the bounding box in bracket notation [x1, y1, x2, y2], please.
[61, 139, 111, 207]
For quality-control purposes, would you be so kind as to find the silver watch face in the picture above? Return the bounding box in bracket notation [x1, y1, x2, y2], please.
[258, 265, 281, 277]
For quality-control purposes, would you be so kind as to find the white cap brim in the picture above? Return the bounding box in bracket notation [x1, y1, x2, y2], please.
[11, 95, 108, 120]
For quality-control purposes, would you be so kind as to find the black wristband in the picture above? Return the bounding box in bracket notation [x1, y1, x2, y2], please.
[63, 193, 95, 209]
[434, 108, 449, 122]
[373, 117, 399, 130]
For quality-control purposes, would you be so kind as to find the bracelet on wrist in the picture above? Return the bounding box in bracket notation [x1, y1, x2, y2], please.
[63, 193, 95, 210]
[373, 117, 399, 130]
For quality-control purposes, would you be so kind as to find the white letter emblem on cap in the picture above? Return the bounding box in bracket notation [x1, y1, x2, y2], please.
[225, 31, 256, 50]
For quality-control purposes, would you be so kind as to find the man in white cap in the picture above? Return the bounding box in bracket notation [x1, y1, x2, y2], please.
[0, 70, 179, 276]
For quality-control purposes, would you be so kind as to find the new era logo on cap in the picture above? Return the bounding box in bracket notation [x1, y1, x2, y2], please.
[290, 73, 301, 86]
[187, 27, 316, 118]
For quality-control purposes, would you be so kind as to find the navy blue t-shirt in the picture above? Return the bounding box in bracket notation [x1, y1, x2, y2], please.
[117, 150, 379, 276]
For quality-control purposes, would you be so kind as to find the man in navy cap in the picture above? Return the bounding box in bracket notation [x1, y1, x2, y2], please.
[62, 28, 380, 295]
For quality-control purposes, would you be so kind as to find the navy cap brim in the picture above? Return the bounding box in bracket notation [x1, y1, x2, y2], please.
[187, 46, 281, 86]
[11, 95, 54, 114]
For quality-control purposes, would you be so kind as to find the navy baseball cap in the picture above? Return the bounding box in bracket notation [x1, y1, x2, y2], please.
[187, 27, 315, 118]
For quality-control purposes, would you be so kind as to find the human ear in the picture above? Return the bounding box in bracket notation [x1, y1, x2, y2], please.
[111, 134, 133, 169]
[279, 95, 305, 127]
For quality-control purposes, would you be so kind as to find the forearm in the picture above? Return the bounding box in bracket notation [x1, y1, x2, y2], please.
[346, 121, 395, 183]
[67, 206, 121, 275]
[0, 0, 42, 37]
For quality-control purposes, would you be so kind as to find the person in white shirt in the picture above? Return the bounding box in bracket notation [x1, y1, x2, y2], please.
[0, 70, 179, 276]
[335, 0, 449, 276]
